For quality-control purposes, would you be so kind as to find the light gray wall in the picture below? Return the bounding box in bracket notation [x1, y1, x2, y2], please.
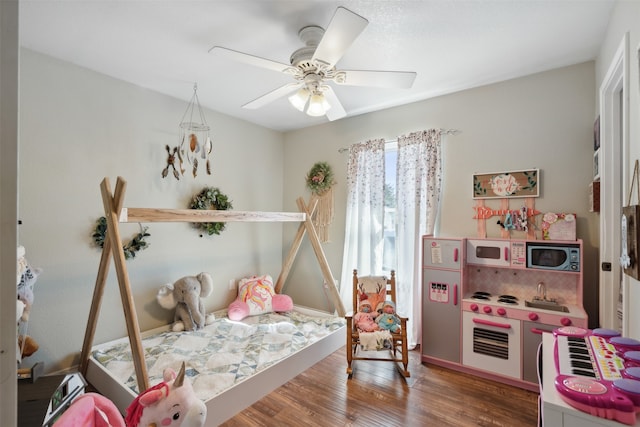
[282, 62, 599, 328]
[595, 0, 640, 337]
[18, 49, 285, 374]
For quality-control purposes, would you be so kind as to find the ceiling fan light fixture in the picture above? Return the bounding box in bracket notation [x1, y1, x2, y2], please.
[306, 92, 331, 117]
[214, 7, 416, 122]
[288, 87, 310, 111]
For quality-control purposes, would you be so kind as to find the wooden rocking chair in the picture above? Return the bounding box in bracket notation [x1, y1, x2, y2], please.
[345, 269, 410, 378]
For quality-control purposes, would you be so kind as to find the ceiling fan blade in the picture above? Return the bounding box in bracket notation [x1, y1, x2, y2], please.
[209, 46, 294, 74]
[242, 82, 303, 109]
[312, 7, 368, 68]
[322, 86, 347, 121]
[336, 70, 417, 89]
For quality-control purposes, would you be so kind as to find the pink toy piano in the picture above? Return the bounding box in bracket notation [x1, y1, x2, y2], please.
[553, 326, 640, 425]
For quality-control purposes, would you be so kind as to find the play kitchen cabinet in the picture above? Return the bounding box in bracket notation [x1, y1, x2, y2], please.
[421, 236, 588, 391]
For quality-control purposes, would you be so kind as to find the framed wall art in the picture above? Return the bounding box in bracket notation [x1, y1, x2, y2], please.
[473, 169, 539, 199]
[622, 160, 640, 280]
[621, 205, 639, 280]
[589, 181, 600, 213]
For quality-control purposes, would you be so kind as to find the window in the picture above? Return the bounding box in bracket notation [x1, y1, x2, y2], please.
[383, 145, 397, 272]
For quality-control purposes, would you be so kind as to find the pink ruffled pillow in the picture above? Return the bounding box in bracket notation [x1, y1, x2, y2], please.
[227, 274, 293, 321]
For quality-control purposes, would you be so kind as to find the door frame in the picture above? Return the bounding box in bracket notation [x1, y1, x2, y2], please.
[599, 32, 630, 332]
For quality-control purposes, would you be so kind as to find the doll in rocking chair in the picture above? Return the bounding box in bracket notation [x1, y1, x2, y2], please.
[354, 300, 380, 332]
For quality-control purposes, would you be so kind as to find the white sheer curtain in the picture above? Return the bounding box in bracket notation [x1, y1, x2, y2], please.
[395, 129, 443, 347]
[339, 131, 443, 348]
[339, 139, 386, 313]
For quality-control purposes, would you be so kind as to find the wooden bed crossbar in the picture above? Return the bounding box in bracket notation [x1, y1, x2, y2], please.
[79, 176, 345, 393]
[119, 208, 305, 223]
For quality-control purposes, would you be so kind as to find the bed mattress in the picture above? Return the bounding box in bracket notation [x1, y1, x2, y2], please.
[90, 307, 345, 405]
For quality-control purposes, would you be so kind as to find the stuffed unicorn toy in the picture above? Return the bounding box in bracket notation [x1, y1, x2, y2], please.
[125, 362, 206, 427]
[51, 363, 204, 427]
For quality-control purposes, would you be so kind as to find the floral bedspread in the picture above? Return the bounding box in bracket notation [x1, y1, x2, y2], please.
[92, 309, 345, 401]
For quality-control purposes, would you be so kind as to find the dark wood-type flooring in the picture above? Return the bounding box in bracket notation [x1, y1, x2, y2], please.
[220, 346, 539, 427]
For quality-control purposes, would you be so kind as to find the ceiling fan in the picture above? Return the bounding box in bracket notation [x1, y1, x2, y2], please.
[209, 7, 417, 121]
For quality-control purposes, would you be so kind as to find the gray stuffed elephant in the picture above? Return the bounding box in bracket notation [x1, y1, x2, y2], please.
[157, 272, 215, 332]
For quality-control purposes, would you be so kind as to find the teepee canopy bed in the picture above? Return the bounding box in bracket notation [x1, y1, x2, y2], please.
[79, 177, 346, 424]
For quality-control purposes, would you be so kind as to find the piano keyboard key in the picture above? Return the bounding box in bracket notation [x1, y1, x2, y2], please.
[556, 336, 599, 380]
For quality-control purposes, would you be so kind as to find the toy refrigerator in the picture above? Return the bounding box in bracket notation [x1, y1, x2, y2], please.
[422, 237, 463, 363]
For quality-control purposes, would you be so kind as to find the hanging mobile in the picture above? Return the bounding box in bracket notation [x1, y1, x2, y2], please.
[177, 83, 213, 177]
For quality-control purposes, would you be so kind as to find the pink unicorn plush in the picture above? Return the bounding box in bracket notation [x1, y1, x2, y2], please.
[125, 362, 206, 427]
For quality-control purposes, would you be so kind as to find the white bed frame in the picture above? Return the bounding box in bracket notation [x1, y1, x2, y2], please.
[78, 177, 346, 423]
[86, 305, 345, 425]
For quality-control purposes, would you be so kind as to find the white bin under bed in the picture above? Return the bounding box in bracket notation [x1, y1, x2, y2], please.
[86, 306, 345, 425]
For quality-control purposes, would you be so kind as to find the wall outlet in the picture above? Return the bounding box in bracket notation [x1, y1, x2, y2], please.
[229, 279, 235, 290]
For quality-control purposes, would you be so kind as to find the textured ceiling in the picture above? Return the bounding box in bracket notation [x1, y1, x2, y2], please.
[19, 0, 615, 132]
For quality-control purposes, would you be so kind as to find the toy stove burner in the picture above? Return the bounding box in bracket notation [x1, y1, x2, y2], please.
[498, 295, 518, 305]
[471, 291, 491, 301]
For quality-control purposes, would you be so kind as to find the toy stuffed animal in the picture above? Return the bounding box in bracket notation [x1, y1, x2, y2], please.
[17, 264, 42, 323]
[52, 392, 125, 427]
[125, 362, 206, 427]
[157, 272, 215, 332]
[17, 245, 27, 285]
[52, 363, 206, 427]
[227, 274, 293, 321]
[353, 300, 379, 332]
[18, 334, 39, 358]
[376, 300, 401, 333]
[16, 299, 25, 323]
[16, 300, 39, 360]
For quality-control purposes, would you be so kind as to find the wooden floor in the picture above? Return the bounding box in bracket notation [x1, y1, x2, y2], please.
[219, 346, 539, 427]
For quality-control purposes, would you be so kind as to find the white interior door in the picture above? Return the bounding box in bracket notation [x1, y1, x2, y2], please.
[0, 2, 20, 425]
[599, 33, 629, 332]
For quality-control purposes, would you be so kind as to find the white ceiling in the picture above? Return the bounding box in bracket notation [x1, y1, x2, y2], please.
[19, 0, 615, 132]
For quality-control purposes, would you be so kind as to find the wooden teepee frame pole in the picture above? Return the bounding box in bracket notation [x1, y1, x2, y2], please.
[79, 177, 345, 392]
[78, 178, 123, 376]
[274, 196, 345, 317]
[80, 177, 150, 391]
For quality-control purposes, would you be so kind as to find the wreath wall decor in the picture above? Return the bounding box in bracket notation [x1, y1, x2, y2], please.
[305, 162, 336, 243]
[92, 216, 150, 260]
[189, 187, 233, 236]
[306, 161, 335, 195]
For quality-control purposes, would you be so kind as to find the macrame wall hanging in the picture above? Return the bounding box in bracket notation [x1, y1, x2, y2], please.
[306, 162, 336, 243]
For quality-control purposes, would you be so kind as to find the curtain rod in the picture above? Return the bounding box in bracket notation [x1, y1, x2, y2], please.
[338, 128, 460, 153]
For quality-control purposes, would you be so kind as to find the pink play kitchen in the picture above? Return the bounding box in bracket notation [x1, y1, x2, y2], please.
[423, 169, 640, 426]
[421, 236, 588, 391]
